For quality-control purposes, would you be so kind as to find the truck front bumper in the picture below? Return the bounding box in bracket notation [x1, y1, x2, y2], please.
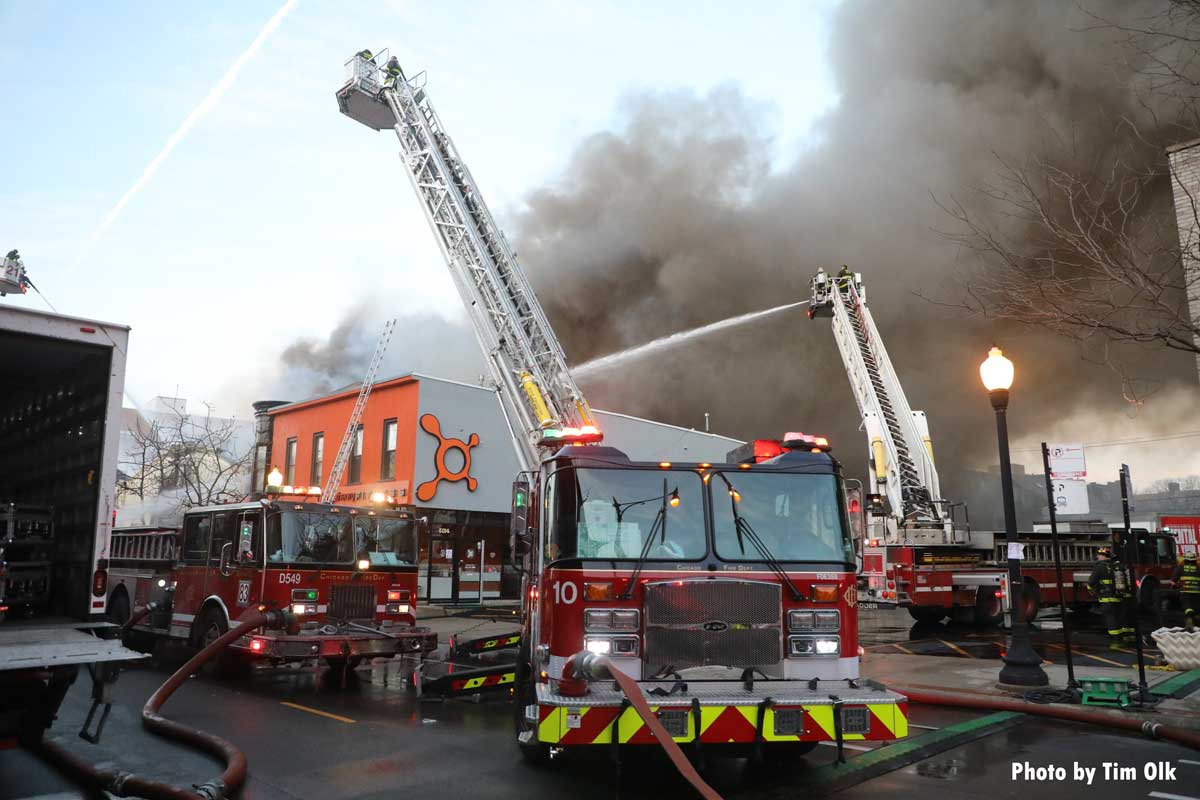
[533, 679, 907, 745]
[233, 626, 437, 661]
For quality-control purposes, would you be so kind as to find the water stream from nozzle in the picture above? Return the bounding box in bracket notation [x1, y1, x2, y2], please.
[571, 300, 809, 377]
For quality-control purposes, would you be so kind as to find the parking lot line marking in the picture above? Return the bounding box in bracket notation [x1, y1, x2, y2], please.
[1044, 643, 1128, 668]
[1149, 791, 1200, 800]
[891, 644, 915, 655]
[937, 639, 975, 658]
[280, 701, 356, 724]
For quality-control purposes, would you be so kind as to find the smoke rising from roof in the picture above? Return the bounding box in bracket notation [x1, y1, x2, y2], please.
[513, 0, 1200, 490]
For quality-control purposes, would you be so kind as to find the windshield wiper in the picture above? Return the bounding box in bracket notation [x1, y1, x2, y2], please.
[618, 478, 669, 600]
[715, 473, 803, 601]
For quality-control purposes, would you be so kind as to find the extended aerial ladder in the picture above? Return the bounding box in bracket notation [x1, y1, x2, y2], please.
[335, 52, 600, 473]
[808, 271, 963, 546]
[320, 318, 395, 503]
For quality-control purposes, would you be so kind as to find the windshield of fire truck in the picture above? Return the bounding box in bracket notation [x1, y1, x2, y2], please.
[355, 516, 418, 566]
[266, 510, 354, 564]
[711, 472, 853, 564]
[546, 467, 706, 563]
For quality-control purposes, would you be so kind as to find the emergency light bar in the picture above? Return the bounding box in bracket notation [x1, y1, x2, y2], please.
[782, 431, 830, 451]
[539, 424, 603, 447]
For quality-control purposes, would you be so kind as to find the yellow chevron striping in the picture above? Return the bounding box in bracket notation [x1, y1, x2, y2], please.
[538, 706, 564, 743]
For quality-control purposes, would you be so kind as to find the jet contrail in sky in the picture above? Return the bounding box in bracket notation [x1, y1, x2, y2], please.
[72, 0, 298, 266]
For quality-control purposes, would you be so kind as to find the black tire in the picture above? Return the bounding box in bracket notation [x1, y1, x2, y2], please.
[1018, 580, 1040, 623]
[907, 606, 947, 624]
[763, 741, 819, 764]
[1138, 579, 1161, 614]
[974, 586, 1003, 626]
[107, 588, 131, 626]
[196, 607, 246, 678]
[514, 639, 551, 765]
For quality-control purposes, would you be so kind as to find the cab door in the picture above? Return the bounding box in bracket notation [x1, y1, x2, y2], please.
[203, 510, 265, 620]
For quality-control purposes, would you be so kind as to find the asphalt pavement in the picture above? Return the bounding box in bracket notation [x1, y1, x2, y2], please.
[3, 606, 1198, 800]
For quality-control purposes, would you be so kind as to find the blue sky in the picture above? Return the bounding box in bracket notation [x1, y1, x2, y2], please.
[0, 0, 839, 416]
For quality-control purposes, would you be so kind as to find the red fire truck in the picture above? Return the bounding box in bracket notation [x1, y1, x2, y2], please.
[109, 499, 435, 670]
[867, 522, 1184, 625]
[510, 434, 907, 762]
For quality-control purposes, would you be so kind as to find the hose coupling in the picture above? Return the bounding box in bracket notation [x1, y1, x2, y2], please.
[263, 609, 300, 635]
[1142, 721, 1162, 740]
[108, 771, 135, 795]
[192, 778, 228, 799]
[572, 652, 611, 682]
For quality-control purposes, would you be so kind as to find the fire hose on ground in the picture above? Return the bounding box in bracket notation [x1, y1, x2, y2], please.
[563, 654, 1200, 800]
[27, 605, 296, 800]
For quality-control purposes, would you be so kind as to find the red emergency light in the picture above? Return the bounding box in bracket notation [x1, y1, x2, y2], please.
[751, 439, 786, 463]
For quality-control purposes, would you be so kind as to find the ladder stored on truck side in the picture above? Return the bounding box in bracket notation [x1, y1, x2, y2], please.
[335, 53, 599, 473]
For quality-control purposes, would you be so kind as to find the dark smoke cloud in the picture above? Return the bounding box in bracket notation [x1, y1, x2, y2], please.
[514, 0, 1200, 496]
[274, 301, 484, 401]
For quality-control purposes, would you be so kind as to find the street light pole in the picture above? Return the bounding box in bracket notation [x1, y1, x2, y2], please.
[980, 347, 1048, 688]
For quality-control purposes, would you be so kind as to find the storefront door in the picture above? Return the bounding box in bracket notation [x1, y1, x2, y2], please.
[425, 537, 459, 602]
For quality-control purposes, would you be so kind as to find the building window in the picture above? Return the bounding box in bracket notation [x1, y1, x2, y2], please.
[381, 419, 397, 480]
[284, 437, 297, 485]
[349, 425, 363, 484]
[311, 432, 324, 486]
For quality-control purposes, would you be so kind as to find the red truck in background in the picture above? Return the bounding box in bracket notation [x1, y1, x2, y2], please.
[109, 499, 436, 671]
[1162, 515, 1200, 558]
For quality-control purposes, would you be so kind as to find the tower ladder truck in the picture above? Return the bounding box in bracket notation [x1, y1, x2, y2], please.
[808, 271, 1011, 624]
[334, 54, 908, 762]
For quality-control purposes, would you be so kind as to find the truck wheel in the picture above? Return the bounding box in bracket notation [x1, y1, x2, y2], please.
[1018, 580, 1040, 622]
[763, 741, 819, 763]
[907, 606, 946, 624]
[974, 586, 1003, 626]
[196, 607, 247, 678]
[514, 640, 550, 765]
[107, 589, 130, 626]
[1138, 579, 1161, 614]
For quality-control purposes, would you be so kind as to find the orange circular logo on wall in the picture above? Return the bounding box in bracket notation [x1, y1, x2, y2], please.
[416, 413, 479, 502]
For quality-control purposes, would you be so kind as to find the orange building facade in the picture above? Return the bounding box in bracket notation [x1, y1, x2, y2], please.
[254, 374, 524, 603]
[251, 373, 744, 604]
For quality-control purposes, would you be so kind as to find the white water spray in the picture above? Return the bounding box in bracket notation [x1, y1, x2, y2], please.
[572, 300, 809, 377]
[70, 0, 298, 267]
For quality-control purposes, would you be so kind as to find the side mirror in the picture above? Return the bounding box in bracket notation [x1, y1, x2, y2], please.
[510, 479, 532, 569]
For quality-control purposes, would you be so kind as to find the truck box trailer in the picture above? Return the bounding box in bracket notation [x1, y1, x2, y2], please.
[0, 303, 143, 744]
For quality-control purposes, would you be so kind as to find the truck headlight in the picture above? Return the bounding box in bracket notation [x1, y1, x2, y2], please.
[814, 610, 840, 631]
[386, 603, 410, 614]
[584, 636, 639, 656]
[788, 635, 840, 657]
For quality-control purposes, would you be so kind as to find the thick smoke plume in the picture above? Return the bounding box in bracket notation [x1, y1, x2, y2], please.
[274, 301, 484, 401]
[514, 0, 1200, 493]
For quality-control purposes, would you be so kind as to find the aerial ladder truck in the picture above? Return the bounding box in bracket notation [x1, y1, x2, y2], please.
[337, 52, 906, 767]
[808, 271, 1180, 624]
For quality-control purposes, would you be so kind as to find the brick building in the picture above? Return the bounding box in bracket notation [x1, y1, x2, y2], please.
[251, 373, 741, 603]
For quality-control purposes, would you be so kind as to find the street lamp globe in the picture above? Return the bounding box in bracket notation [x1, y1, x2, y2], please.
[266, 466, 283, 490]
[979, 346, 1014, 392]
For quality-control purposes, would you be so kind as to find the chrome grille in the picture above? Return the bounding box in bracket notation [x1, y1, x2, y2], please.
[327, 583, 375, 621]
[644, 579, 781, 671]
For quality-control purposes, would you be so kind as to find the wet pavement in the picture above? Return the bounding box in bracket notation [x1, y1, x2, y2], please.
[3, 607, 1198, 799]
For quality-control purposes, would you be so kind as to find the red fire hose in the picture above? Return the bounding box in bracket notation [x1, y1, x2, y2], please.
[893, 685, 1200, 751]
[565, 652, 723, 800]
[29, 608, 294, 799]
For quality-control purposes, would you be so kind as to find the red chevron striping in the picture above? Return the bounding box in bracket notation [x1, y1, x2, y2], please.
[867, 706, 892, 739]
[539, 705, 556, 723]
[701, 707, 757, 743]
[561, 707, 620, 745]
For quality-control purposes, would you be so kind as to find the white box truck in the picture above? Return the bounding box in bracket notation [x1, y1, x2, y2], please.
[0, 303, 143, 745]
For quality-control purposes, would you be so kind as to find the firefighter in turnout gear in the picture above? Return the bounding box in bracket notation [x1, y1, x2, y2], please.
[384, 57, 403, 89]
[1089, 547, 1135, 647]
[837, 264, 853, 292]
[1173, 553, 1199, 630]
